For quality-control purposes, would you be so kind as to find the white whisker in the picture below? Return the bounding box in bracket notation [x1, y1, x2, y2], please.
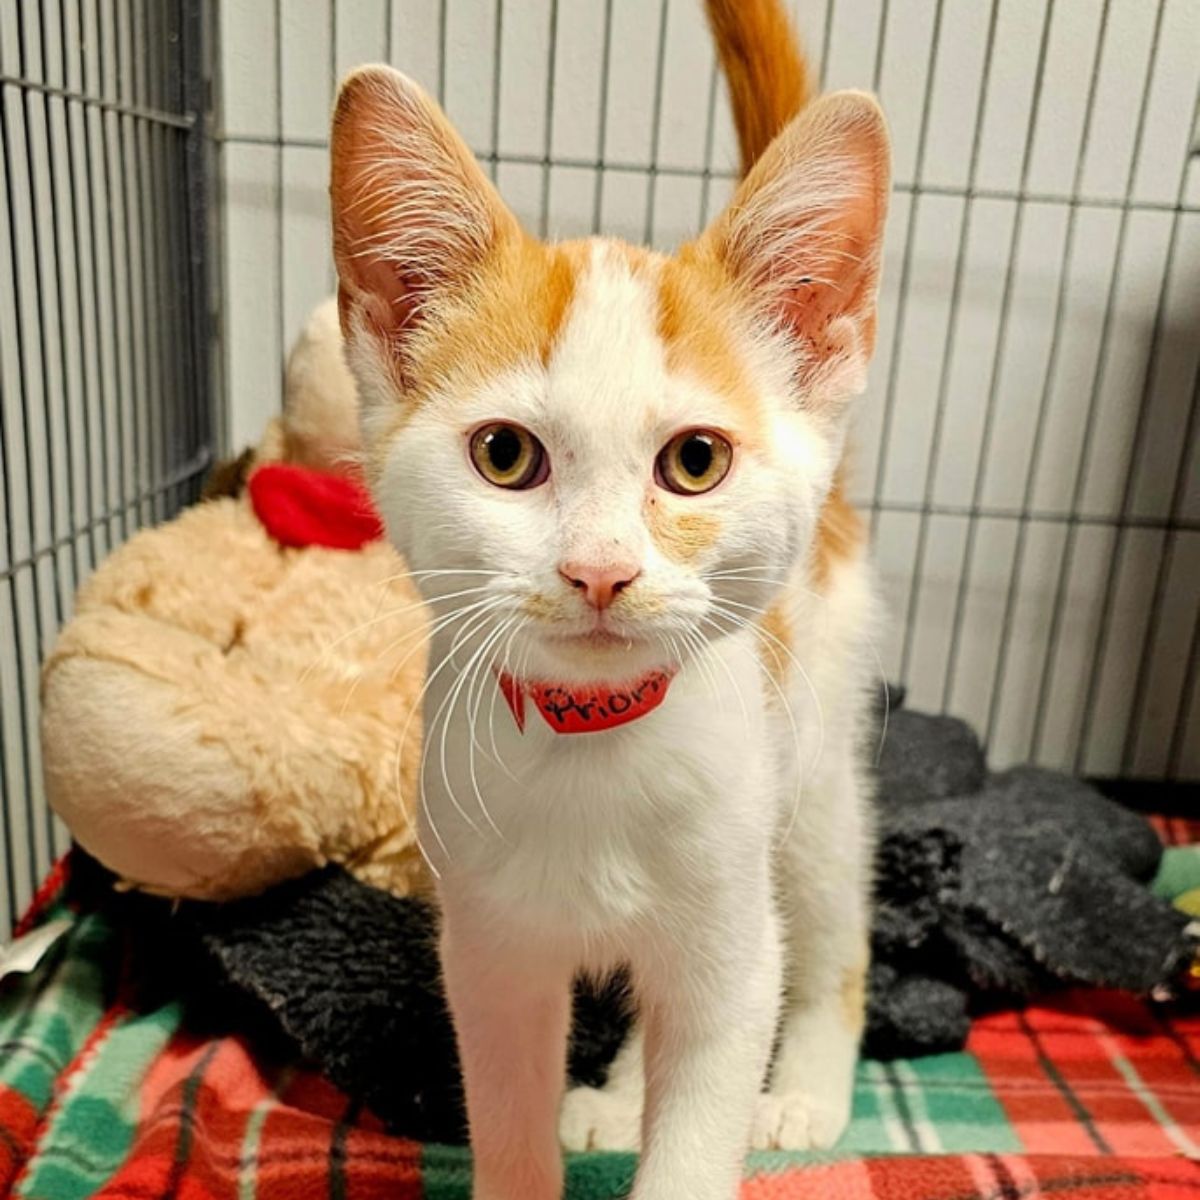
[709, 600, 826, 773]
[300, 582, 498, 683]
[687, 624, 751, 733]
[700, 607, 816, 848]
[866, 637, 891, 766]
[421, 603, 514, 837]
[394, 596, 509, 866]
[373, 567, 509, 588]
[704, 568, 826, 607]
[336, 592, 502, 718]
[677, 626, 722, 710]
[442, 613, 518, 840]
[480, 615, 528, 784]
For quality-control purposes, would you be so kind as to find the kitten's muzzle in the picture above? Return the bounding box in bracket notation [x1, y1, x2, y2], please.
[557, 560, 642, 612]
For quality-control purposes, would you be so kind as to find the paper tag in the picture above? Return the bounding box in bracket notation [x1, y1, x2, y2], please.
[0, 918, 72, 981]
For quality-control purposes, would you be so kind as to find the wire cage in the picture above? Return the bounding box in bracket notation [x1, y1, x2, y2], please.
[0, 0, 213, 931]
[2, 0, 1199, 931]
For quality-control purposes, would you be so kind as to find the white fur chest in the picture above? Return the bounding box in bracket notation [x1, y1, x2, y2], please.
[419, 632, 774, 957]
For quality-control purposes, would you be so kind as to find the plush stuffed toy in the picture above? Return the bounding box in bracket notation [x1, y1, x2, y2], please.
[41, 300, 430, 902]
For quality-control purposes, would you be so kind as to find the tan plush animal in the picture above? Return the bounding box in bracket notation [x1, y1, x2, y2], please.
[41, 300, 429, 902]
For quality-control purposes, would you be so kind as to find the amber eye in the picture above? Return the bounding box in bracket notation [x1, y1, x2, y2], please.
[655, 429, 733, 495]
[469, 423, 548, 489]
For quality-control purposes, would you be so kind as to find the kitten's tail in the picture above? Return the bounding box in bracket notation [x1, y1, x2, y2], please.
[703, 0, 815, 177]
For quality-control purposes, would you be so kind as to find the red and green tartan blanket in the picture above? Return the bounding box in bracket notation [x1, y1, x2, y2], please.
[2, 825, 1198, 1200]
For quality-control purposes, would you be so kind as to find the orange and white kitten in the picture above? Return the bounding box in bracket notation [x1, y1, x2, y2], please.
[330, 1, 889, 1196]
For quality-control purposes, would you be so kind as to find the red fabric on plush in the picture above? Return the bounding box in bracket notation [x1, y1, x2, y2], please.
[248, 463, 385, 551]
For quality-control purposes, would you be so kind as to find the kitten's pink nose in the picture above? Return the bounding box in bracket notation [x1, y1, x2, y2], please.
[558, 561, 641, 611]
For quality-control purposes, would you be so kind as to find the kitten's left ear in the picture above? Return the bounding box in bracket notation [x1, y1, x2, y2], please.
[330, 65, 519, 363]
[706, 90, 890, 408]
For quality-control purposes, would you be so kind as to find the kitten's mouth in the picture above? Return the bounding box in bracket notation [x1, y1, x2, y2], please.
[543, 616, 645, 650]
[556, 627, 636, 649]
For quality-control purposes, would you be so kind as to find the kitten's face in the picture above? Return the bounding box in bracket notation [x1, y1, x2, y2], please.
[332, 68, 888, 682]
[363, 238, 830, 680]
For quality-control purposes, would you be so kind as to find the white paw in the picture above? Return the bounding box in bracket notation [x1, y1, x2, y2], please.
[751, 1090, 850, 1151]
[559, 1084, 642, 1152]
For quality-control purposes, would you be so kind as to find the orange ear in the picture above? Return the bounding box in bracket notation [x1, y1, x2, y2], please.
[708, 90, 890, 406]
[330, 66, 518, 359]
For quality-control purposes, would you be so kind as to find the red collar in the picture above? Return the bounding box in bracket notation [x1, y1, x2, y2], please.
[497, 668, 676, 735]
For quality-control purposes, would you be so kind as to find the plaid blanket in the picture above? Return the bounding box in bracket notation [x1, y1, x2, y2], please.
[2, 829, 1198, 1200]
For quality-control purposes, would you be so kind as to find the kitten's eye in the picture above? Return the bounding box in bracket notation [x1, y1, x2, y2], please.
[655, 429, 733, 495]
[469, 422, 549, 489]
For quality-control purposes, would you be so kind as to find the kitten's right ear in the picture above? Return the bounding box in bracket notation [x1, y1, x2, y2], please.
[330, 66, 518, 360]
[703, 91, 889, 411]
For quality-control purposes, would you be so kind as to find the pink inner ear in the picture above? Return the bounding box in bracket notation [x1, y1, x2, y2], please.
[776, 233, 879, 360]
[778, 171, 883, 337]
[342, 253, 417, 345]
[711, 92, 889, 374]
[330, 66, 517, 350]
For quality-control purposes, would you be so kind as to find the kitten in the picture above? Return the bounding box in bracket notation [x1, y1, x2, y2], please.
[329, 1, 889, 1196]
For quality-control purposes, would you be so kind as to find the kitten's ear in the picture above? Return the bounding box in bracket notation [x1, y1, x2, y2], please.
[707, 90, 890, 407]
[330, 65, 519, 358]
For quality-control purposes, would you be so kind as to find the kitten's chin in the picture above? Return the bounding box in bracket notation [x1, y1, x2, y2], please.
[520, 629, 676, 686]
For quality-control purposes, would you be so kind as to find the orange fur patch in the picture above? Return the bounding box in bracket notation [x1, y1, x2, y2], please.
[655, 245, 766, 444]
[756, 599, 792, 691]
[520, 591, 561, 620]
[646, 502, 722, 564]
[352, 238, 577, 486]
[411, 236, 583, 399]
[811, 471, 864, 590]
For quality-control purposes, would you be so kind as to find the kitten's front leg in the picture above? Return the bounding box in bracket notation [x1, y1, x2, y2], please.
[441, 911, 571, 1200]
[754, 753, 871, 1150]
[631, 905, 782, 1200]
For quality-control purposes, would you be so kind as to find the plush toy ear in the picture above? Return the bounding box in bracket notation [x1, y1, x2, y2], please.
[330, 65, 519, 361]
[707, 90, 890, 409]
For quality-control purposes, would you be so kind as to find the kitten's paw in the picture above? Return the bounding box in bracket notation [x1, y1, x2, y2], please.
[559, 1084, 642, 1152]
[751, 1090, 850, 1151]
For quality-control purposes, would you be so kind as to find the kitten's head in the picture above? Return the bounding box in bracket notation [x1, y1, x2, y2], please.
[331, 68, 888, 683]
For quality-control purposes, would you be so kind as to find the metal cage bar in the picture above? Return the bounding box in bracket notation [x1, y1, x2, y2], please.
[0, 0, 213, 932]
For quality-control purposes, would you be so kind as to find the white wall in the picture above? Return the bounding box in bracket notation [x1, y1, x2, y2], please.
[215, 0, 1200, 780]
